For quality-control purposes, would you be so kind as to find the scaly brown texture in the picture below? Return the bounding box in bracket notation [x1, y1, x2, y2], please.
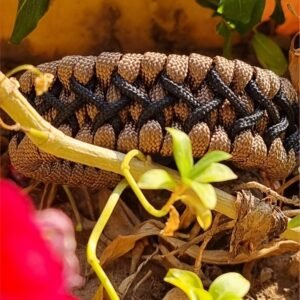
[8, 53, 299, 188]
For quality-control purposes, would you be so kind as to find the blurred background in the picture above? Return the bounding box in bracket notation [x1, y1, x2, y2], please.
[1, 0, 298, 67]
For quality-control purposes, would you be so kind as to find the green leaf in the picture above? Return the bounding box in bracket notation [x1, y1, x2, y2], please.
[164, 269, 213, 300]
[195, 163, 237, 183]
[138, 169, 176, 191]
[233, 0, 265, 34]
[209, 272, 250, 299]
[218, 292, 242, 300]
[217, 22, 233, 58]
[195, 0, 219, 10]
[251, 32, 288, 75]
[183, 189, 213, 229]
[288, 215, 300, 229]
[189, 151, 231, 180]
[167, 128, 194, 178]
[189, 181, 217, 209]
[164, 269, 203, 290]
[196, 209, 212, 230]
[217, 0, 258, 24]
[10, 0, 50, 44]
[270, 0, 285, 25]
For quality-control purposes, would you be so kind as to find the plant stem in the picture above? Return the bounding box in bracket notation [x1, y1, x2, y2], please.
[121, 150, 169, 218]
[87, 179, 128, 300]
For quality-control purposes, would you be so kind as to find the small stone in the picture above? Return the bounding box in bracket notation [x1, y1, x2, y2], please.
[259, 267, 274, 283]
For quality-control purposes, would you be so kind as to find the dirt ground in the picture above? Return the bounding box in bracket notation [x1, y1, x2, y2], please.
[67, 183, 299, 300]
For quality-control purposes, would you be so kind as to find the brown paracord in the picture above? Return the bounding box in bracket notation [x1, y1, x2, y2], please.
[8, 53, 299, 188]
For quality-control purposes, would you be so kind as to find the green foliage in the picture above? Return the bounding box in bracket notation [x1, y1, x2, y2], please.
[251, 32, 288, 76]
[196, 0, 288, 75]
[270, 0, 285, 24]
[189, 151, 231, 180]
[138, 128, 236, 229]
[217, 0, 261, 28]
[287, 215, 300, 229]
[208, 272, 250, 300]
[10, 0, 50, 44]
[137, 169, 176, 191]
[164, 269, 250, 300]
[166, 128, 194, 178]
[216, 22, 232, 58]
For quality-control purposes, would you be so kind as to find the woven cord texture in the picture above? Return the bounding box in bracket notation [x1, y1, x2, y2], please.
[9, 53, 300, 187]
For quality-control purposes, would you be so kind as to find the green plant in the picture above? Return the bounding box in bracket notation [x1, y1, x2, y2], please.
[10, 0, 50, 44]
[85, 128, 236, 299]
[164, 268, 250, 300]
[135, 128, 237, 230]
[288, 215, 300, 229]
[196, 0, 288, 75]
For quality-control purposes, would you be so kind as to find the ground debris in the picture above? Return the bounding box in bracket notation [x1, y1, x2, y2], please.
[230, 190, 288, 257]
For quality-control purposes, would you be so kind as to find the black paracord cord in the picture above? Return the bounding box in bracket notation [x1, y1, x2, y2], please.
[206, 68, 249, 117]
[284, 128, 300, 153]
[185, 97, 223, 132]
[70, 76, 131, 132]
[245, 80, 280, 124]
[160, 74, 200, 108]
[112, 73, 151, 107]
[263, 117, 289, 147]
[273, 90, 295, 130]
[24, 67, 298, 154]
[231, 109, 264, 138]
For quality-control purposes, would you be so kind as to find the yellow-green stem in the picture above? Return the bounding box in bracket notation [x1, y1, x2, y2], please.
[5, 64, 42, 79]
[87, 179, 128, 300]
[121, 150, 169, 218]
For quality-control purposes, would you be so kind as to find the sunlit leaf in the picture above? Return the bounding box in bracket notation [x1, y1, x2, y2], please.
[218, 292, 242, 300]
[209, 272, 250, 299]
[189, 151, 231, 180]
[233, 0, 265, 34]
[252, 32, 288, 75]
[217, 0, 258, 24]
[138, 169, 176, 191]
[195, 163, 237, 183]
[196, 210, 212, 230]
[164, 269, 213, 300]
[288, 215, 300, 229]
[167, 128, 193, 178]
[10, 0, 50, 44]
[183, 189, 213, 229]
[189, 181, 217, 209]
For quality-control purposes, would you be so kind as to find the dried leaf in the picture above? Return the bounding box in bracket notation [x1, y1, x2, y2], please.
[100, 220, 163, 267]
[161, 206, 180, 236]
[229, 190, 288, 257]
[289, 33, 300, 92]
[118, 249, 157, 297]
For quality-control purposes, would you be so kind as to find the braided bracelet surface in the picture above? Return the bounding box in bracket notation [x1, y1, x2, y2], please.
[9, 53, 299, 188]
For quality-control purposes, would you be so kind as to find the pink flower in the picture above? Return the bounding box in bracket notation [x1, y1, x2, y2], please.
[0, 180, 82, 300]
